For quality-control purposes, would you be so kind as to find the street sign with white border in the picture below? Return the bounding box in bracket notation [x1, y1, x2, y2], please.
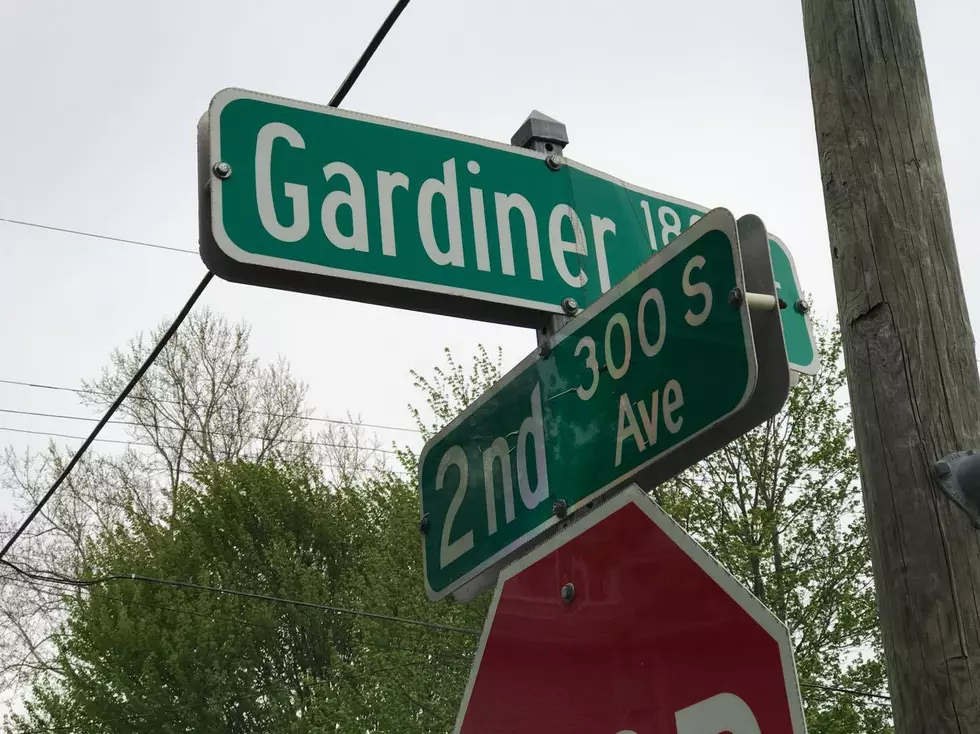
[197, 87, 818, 374]
[420, 209, 791, 602]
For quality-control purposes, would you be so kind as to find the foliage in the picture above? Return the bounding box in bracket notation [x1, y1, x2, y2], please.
[80, 307, 314, 495]
[651, 322, 891, 731]
[405, 344, 503, 442]
[7, 460, 484, 733]
[395, 344, 503, 478]
[0, 307, 383, 707]
[336, 472, 489, 733]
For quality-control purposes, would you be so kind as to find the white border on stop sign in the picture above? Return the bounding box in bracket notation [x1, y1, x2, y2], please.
[451, 484, 808, 734]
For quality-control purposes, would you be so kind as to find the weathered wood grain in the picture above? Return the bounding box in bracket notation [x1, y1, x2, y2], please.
[802, 0, 980, 730]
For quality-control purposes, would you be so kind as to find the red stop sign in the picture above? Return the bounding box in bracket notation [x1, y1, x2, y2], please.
[453, 486, 806, 734]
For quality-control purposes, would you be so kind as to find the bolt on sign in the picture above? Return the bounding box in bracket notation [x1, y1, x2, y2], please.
[196, 88, 817, 374]
[418, 210, 791, 601]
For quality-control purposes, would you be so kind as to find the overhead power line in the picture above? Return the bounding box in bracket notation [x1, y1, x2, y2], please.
[0, 558, 479, 636]
[0, 6, 416, 258]
[0, 424, 182, 448]
[0, 406, 404, 456]
[4, 572, 472, 662]
[798, 682, 891, 702]
[0, 275, 212, 562]
[0, 377, 421, 434]
[4, 560, 890, 704]
[0, 425, 408, 477]
[4, 573, 279, 632]
[0, 216, 196, 255]
[0, 0, 415, 564]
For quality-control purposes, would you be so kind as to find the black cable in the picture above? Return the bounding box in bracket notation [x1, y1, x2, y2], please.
[3, 573, 277, 632]
[0, 424, 150, 447]
[4, 565, 890, 705]
[328, 0, 411, 107]
[1, 558, 479, 636]
[798, 682, 891, 702]
[0, 377, 421, 433]
[0, 0, 415, 563]
[3, 572, 473, 662]
[0, 407, 403, 455]
[0, 426, 409, 477]
[2, 561, 892, 702]
[0, 274, 213, 563]
[0, 216, 196, 254]
[0, 425, 410, 478]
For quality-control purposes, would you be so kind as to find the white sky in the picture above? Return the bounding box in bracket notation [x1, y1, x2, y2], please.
[1, 0, 977, 516]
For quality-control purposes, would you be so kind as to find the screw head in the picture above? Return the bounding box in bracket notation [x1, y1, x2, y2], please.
[794, 298, 811, 315]
[728, 287, 744, 309]
[545, 154, 562, 171]
[561, 297, 579, 315]
[560, 582, 575, 604]
[213, 161, 232, 179]
[552, 498, 568, 518]
[935, 461, 952, 479]
[419, 515, 430, 534]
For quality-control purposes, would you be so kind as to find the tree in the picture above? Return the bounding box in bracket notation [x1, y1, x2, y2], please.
[0, 307, 384, 709]
[6, 459, 485, 734]
[4, 310, 890, 732]
[82, 306, 314, 496]
[326, 472, 488, 733]
[653, 322, 891, 731]
[399, 322, 891, 732]
[395, 344, 504, 474]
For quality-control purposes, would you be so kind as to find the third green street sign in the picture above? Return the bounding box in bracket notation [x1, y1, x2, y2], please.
[197, 88, 818, 374]
[418, 209, 790, 601]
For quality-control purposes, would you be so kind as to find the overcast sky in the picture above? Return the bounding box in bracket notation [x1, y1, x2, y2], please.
[1, 0, 977, 517]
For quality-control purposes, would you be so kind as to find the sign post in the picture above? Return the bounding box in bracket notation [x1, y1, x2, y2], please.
[197, 87, 817, 374]
[453, 485, 808, 734]
[419, 208, 790, 602]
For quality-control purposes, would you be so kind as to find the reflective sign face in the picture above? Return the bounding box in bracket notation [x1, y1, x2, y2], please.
[453, 486, 807, 734]
[419, 211, 758, 601]
[199, 88, 816, 372]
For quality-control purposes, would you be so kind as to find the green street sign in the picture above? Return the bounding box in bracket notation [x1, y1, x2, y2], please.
[419, 209, 789, 601]
[768, 239, 817, 374]
[197, 88, 818, 374]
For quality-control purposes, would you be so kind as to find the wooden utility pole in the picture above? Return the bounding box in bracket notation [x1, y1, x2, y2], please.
[802, 1, 980, 730]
